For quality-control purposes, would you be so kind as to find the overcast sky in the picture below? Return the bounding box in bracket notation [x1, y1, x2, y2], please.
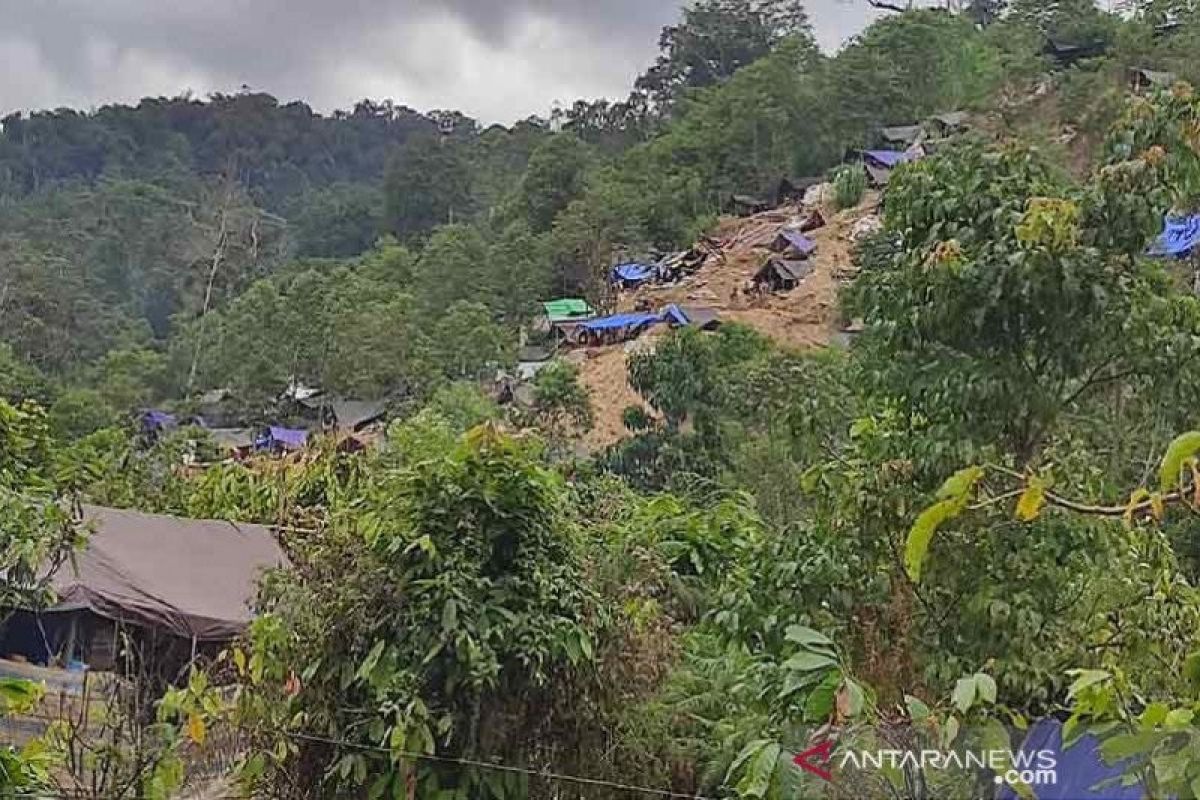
[0, 1, 891, 124]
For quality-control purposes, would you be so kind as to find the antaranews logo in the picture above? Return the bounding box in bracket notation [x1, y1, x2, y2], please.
[792, 738, 1058, 790]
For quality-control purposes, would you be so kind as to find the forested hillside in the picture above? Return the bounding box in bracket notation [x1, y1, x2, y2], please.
[9, 1, 1200, 798]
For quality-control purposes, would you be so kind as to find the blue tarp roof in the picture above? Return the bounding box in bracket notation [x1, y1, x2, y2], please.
[612, 263, 657, 283]
[662, 305, 689, 326]
[778, 230, 817, 256]
[1148, 214, 1200, 257]
[581, 311, 664, 332]
[997, 719, 1142, 800]
[863, 149, 912, 168]
[260, 427, 308, 450]
[141, 410, 177, 431]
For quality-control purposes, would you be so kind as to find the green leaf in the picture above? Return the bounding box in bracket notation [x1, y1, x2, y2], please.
[952, 676, 976, 714]
[785, 625, 834, 649]
[441, 599, 458, 633]
[355, 640, 386, 682]
[1158, 431, 1200, 492]
[905, 499, 960, 584]
[784, 652, 837, 673]
[937, 465, 985, 501]
[1067, 669, 1111, 699]
[804, 671, 841, 722]
[733, 740, 781, 799]
[905, 694, 931, 721]
[1183, 651, 1200, 689]
[1100, 731, 1162, 763]
[975, 673, 997, 705]
[943, 715, 961, 747]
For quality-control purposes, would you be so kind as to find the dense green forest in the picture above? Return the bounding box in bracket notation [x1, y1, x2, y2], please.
[11, 0, 1200, 798]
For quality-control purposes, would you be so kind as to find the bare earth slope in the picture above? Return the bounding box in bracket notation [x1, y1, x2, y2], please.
[574, 192, 880, 450]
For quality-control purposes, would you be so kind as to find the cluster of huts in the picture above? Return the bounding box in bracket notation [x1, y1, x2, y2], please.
[139, 383, 389, 460]
[535, 296, 722, 350]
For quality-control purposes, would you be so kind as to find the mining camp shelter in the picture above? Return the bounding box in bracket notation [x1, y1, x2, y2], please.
[1129, 67, 1176, 93]
[754, 258, 814, 292]
[771, 230, 817, 259]
[0, 506, 287, 672]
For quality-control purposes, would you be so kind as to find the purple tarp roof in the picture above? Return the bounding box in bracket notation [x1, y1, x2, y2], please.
[141, 410, 177, 431]
[266, 426, 308, 450]
[778, 230, 817, 256]
[863, 149, 913, 168]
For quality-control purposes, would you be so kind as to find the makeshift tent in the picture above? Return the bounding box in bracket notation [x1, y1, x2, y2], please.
[880, 124, 923, 148]
[1130, 68, 1175, 93]
[577, 311, 664, 345]
[208, 428, 255, 453]
[330, 399, 387, 433]
[662, 305, 690, 327]
[43, 506, 286, 643]
[771, 230, 817, 258]
[863, 150, 913, 169]
[667, 306, 721, 331]
[257, 426, 308, 451]
[774, 176, 822, 207]
[581, 311, 662, 332]
[612, 263, 658, 288]
[542, 298, 595, 324]
[1044, 38, 1108, 64]
[997, 718, 1143, 800]
[730, 195, 771, 216]
[754, 258, 813, 292]
[140, 410, 177, 434]
[1148, 214, 1200, 257]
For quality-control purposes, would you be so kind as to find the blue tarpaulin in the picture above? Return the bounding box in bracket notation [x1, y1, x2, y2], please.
[863, 149, 912, 168]
[997, 719, 1142, 800]
[612, 263, 657, 285]
[141, 410, 177, 432]
[1148, 214, 1200, 257]
[258, 426, 308, 451]
[662, 305, 690, 326]
[777, 230, 817, 257]
[581, 311, 663, 332]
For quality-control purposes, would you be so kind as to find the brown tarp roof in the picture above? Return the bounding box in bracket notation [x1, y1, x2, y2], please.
[49, 506, 287, 641]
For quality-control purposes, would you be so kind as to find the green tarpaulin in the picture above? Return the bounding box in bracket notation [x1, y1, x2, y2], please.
[542, 298, 594, 324]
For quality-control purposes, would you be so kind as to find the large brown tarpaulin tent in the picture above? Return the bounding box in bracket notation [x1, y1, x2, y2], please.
[47, 506, 287, 642]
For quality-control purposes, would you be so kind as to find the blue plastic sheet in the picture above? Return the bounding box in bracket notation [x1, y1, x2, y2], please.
[612, 263, 657, 284]
[260, 426, 308, 450]
[996, 719, 1142, 800]
[662, 305, 690, 326]
[1148, 214, 1200, 257]
[141, 410, 177, 431]
[580, 312, 663, 331]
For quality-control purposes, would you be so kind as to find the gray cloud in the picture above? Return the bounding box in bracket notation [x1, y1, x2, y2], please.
[0, 1, 891, 124]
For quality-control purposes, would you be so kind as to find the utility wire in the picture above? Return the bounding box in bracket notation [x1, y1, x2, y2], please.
[287, 730, 713, 800]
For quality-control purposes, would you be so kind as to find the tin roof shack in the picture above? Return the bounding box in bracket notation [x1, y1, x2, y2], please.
[539, 298, 596, 347]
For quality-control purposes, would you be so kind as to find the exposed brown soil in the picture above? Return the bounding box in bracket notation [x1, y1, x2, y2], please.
[574, 192, 881, 450]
